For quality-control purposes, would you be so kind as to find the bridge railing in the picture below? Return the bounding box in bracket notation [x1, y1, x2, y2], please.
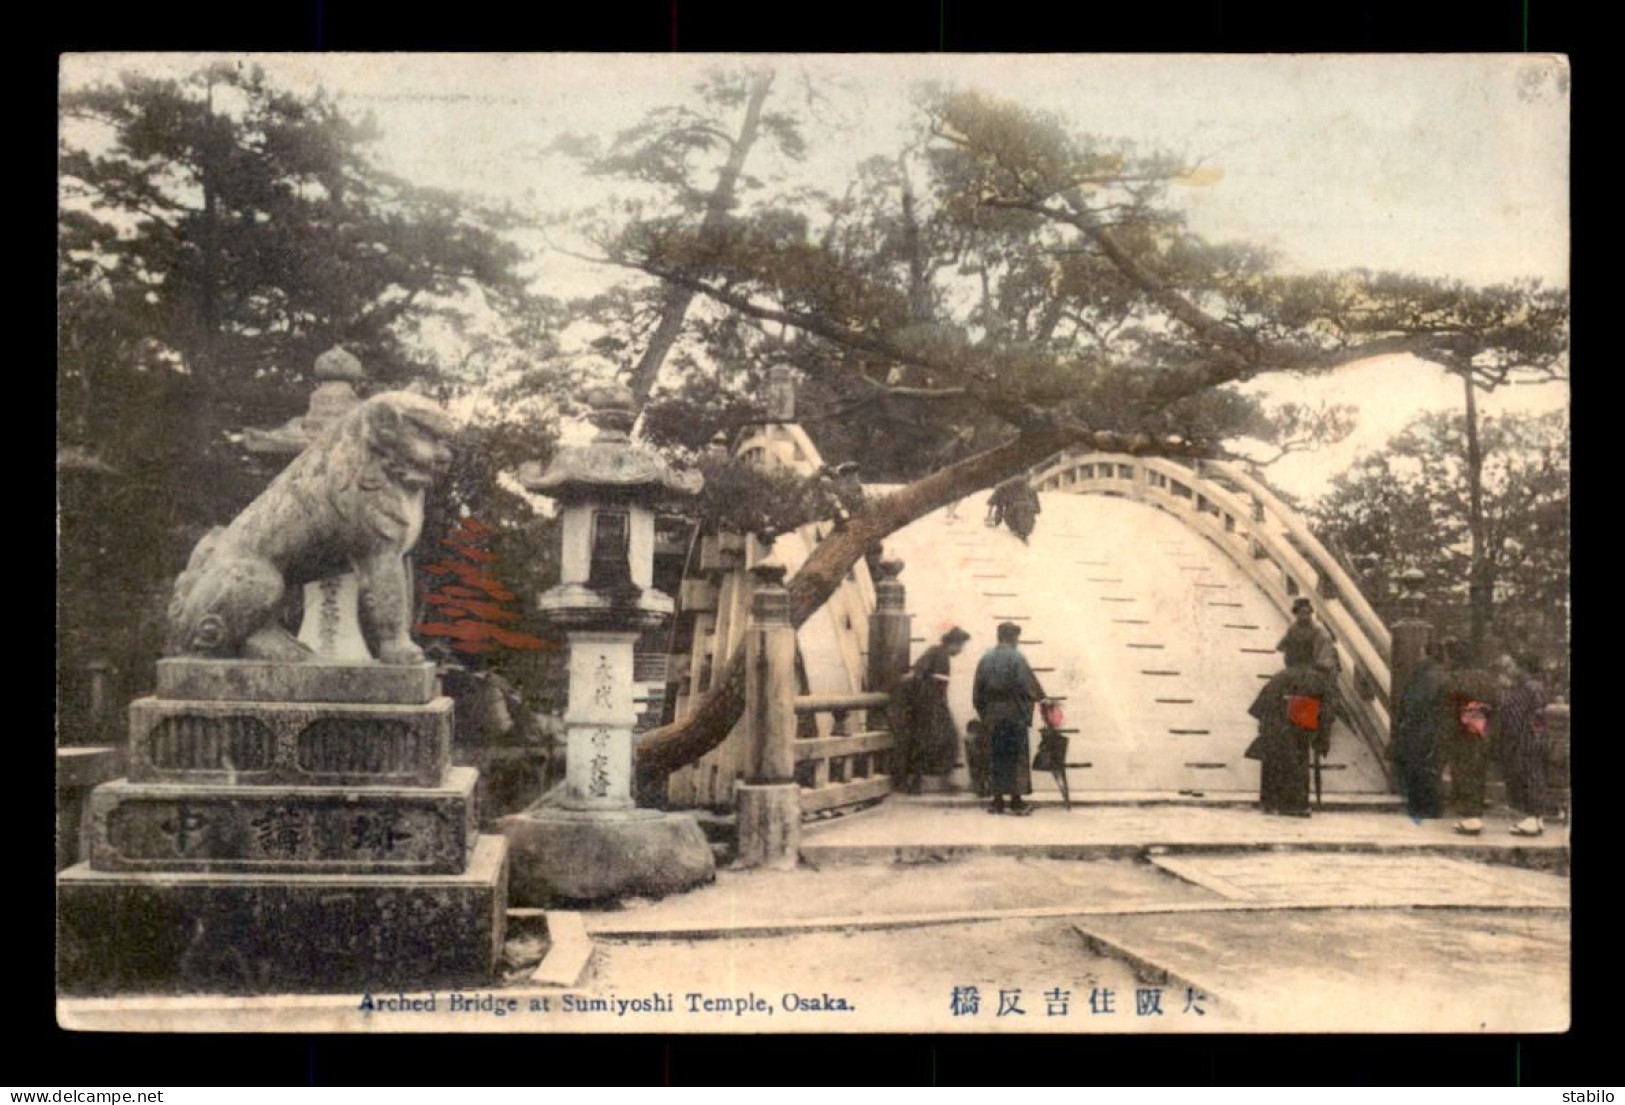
[1030, 451, 1394, 774]
[793, 691, 894, 818]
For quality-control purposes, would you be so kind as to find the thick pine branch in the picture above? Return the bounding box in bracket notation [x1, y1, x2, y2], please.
[634, 424, 1201, 780]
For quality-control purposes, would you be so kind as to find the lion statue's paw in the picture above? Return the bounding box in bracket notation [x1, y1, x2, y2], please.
[242, 625, 316, 662]
[378, 641, 428, 666]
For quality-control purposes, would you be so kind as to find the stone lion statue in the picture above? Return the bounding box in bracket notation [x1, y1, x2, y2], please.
[166, 391, 457, 664]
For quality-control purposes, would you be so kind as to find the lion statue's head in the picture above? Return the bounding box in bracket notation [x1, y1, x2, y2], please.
[359, 392, 458, 490]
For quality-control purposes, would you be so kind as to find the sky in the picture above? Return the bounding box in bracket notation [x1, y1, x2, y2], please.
[60, 53, 1570, 501]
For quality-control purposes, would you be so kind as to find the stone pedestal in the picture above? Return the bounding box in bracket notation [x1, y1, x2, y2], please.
[497, 625, 714, 905]
[499, 807, 713, 904]
[56, 746, 124, 871]
[558, 630, 640, 813]
[58, 659, 508, 994]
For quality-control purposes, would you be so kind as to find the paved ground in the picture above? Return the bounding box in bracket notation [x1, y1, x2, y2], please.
[562, 798, 1571, 1034]
[588, 919, 1156, 1033]
[57, 843, 1569, 1033]
[800, 797, 1571, 866]
[569, 848, 1568, 1033]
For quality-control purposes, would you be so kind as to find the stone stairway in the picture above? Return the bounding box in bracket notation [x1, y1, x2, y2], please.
[881, 492, 1389, 795]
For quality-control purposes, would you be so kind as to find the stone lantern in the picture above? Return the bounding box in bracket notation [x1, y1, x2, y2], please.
[500, 385, 715, 904]
[1395, 567, 1430, 622]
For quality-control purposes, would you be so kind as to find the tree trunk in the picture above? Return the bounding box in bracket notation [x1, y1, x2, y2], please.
[635, 425, 1182, 783]
[191, 75, 224, 460]
[1460, 368, 1492, 660]
[627, 72, 775, 407]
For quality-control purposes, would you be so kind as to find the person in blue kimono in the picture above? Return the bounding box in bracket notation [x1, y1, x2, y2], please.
[972, 621, 1047, 815]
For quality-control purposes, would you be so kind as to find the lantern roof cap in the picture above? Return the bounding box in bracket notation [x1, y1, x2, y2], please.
[519, 385, 702, 501]
[314, 345, 366, 382]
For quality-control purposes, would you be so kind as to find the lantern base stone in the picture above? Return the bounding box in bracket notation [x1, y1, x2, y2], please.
[499, 807, 714, 906]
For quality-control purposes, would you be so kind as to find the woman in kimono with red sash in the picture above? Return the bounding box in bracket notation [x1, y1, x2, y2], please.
[1247, 635, 1336, 816]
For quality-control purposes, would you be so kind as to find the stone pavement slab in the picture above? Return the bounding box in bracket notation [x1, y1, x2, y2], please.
[581, 855, 1221, 936]
[587, 918, 1166, 1033]
[1150, 853, 1570, 908]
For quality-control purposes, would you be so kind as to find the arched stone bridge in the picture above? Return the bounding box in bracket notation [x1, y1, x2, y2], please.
[663, 420, 1394, 809]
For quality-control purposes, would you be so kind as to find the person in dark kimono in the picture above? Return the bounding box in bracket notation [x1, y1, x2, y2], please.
[1392, 643, 1448, 819]
[1278, 598, 1340, 675]
[1500, 653, 1552, 836]
[1247, 635, 1335, 816]
[972, 621, 1047, 815]
[897, 627, 971, 792]
[1002, 482, 1042, 544]
[1440, 638, 1501, 835]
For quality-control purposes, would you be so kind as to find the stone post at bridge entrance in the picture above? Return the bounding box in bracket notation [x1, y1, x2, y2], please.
[865, 556, 912, 698]
[736, 556, 802, 869]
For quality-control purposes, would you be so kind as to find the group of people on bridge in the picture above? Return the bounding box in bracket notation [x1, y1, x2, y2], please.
[892, 621, 1056, 816]
[1235, 597, 1562, 832]
[1391, 641, 1558, 836]
[947, 479, 1043, 543]
[890, 595, 1563, 832]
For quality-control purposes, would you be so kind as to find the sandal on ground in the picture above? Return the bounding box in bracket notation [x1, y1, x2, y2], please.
[1509, 817, 1545, 837]
[1453, 818, 1484, 836]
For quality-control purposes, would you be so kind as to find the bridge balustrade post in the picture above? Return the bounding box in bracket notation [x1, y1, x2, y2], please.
[866, 555, 912, 699]
[736, 556, 801, 869]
